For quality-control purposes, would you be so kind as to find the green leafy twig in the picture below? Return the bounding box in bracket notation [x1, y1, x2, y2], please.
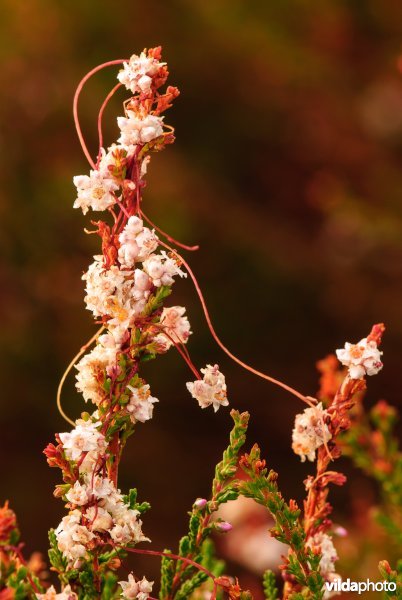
[237, 445, 324, 600]
[160, 409, 249, 600]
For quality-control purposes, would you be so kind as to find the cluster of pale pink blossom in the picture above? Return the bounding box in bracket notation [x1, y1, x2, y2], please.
[117, 51, 164, 94]
[54, 417, 147, 564]
[36, 575, 153, 600]
[118, 574, 153, 600]
[46, 48, 230, 598]
[307, 532, 341, 599]
[186, 364, 229, 412]
[288, 333, 385, 595]
[291, 335, 384, 465]
[37, 584, 77, 599]
[291, 402, 331, 463]
[72, 50, 229, 420]
[336, 336, 383, 380]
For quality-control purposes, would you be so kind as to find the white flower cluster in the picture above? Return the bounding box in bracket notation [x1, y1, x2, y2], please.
[82, 221, 185, 323]
[56, 475, 147, 562]
[73, 170, 119, 215]
[59, 418, 106, 464]
[36, 585, 77, 600]
[76, 217, 187, 408]
[118, 112, 164, 146]
[154, 306, 192, 352]
[307, 532, 341, 598]
[118, 215, 158, 268]
[292, 403, 331, 462]
[186, 364, 229, 412]
[73, 143, 137, 215]
[126, 384, 159, 424]
[336, 337, 383, 380]
[118, 50, 164, 95]
[73, 52, 166, 217]
[55, 510, 95, 563]
[75, 340, 120, 405]
[118, 574, 153, 600]
[56, 415, 148, 562]
[83, 254, 152, 324]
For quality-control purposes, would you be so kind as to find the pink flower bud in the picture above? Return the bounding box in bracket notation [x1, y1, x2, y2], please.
[333, 525, 348, 537]
[217, 521, 232, 533]
[194, 498, 207, 509]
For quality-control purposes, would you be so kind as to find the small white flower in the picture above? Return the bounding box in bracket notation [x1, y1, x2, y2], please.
[36, 584, 77, 599]
[73, 170, 119, 214]
[97, 143, 135, 179]
[82, 257, 152, 330]
[117, 50, 163, 94]
[75, 342, 119, 405]
[110, 523, 132, 544]
[118, 573, 153, 600]
[186, 364, 229, 412]
[59, 419, 106, 462]
[85, 506, 113, 532]
[143, 251, 186, 287]
[154, 306, 192, 351]
[307, 532, 339, 576]
[292, 403, 331, 462]
[126, 384, 159, 423]
[336, 337, 383, 379]
[83, 256, 127, 319]
[119, 216, 144, 242]
[135, 228, 159, 261]
[89, 475, 116, 499]
[66, 481, 89, 506]
[118, 216, 158, 268]
[55, 510, 95, 563]
[117, 112, 164, 146]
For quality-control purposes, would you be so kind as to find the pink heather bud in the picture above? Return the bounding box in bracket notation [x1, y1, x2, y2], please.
[106, 364, 122, 378]
[194, 498, 207, 509]
[217, 521, 232, 533]
[333, 525, 348, 537]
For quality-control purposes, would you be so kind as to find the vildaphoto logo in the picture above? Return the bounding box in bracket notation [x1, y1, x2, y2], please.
[325, 578, 397, 594]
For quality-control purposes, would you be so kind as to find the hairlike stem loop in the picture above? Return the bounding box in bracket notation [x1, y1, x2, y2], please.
[56, 326, 105, 426]
[140, 208, 200, 252]
[121, 546, 217, 584]
[73, 59, 127, 168]
[160, 241, 313, 407]
[97, 82, 123, 165]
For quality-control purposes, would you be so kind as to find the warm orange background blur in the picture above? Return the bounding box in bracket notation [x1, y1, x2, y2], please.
[1, 1, 402, 595]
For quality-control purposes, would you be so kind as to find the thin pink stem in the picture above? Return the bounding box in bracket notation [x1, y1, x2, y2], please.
[140, 208, 200, 252]
[157, 326, 201, 379]
[122, 546, 217, 582]
[97, 82, 123, 164]
[73, 59, 127, 168]
[160, 240, 312, 406]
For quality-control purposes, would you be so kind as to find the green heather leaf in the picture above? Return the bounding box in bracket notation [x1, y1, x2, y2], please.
[159, 549, 175, 599]
[263, 570, 279, 599]
[212, 410, 249, 497]
[101, 571, 118, 599]
[48, 529, 67, 572]
[174, 570, 208, 600]
[143, 285, 172, 316]
[122, 488, 151, 514]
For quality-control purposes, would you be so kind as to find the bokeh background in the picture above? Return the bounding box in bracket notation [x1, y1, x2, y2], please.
[1, 1, 402, 597]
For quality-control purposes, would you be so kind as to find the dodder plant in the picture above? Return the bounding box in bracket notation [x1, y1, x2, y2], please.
[0, 48, 401, 600]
